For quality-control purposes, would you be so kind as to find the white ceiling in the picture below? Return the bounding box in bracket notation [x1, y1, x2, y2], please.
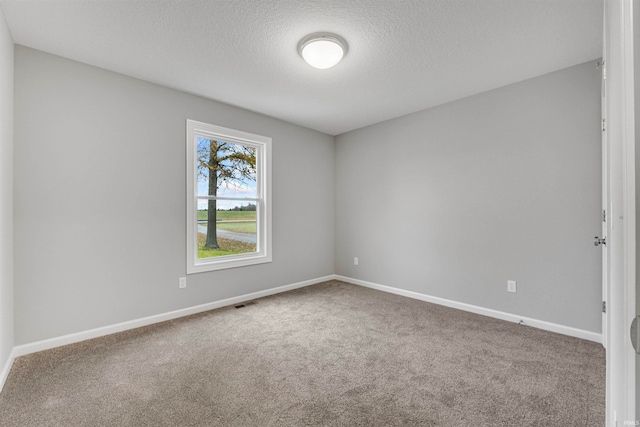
[0, 0, 603, 136]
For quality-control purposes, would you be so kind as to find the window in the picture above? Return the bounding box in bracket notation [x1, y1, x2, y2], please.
[186, 120, 271, 273]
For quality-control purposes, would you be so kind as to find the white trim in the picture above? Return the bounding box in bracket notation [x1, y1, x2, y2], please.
[621, 0, 636, 419]
[0, 348, 16, 393]
[336, 275, 602, 343]
[12, 275, 335, 358]
[603, 0, 637, 423]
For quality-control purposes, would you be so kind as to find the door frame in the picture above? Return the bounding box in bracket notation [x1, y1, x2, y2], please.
[604, 0, 636, 425]
[602, 16, 609, 349]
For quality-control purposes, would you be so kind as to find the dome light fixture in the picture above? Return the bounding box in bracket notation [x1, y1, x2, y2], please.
[298, 33, 348, 69]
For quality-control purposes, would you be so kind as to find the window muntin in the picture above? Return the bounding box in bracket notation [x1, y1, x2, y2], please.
[187, 120, 271, 273]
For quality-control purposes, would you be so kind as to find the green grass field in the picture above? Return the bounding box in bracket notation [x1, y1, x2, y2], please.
[198, 210, 256, 221]
[217, 222, 256, 234]
[198, 210, 256, 234]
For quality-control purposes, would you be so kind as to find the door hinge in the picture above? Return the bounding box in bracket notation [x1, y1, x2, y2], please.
[597, 60, 606, 79]
[602, 209, 606, 223]
[601, 118, 606, 132]
[602, 301, 606, 313]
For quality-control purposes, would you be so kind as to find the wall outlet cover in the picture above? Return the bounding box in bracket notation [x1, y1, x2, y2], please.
[507, 280, 517, 293]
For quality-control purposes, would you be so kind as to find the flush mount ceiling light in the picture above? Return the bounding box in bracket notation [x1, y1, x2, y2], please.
[298, 33, 348, 69]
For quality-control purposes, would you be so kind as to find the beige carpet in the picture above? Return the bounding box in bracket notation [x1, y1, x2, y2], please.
[0, 280, 604, 426]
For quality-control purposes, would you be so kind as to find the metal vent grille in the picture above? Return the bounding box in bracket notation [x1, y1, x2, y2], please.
[234, 301, 257, 309]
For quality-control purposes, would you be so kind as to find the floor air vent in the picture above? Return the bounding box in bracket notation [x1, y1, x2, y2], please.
[234, 301, 257, 309]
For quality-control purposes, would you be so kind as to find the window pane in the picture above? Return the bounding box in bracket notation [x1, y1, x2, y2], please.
[197, 137, 257, 198]
[197, 202, 257, 259]
[196, 137, 214, 197]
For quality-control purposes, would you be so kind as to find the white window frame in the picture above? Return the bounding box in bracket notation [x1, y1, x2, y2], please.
[186, 120, 272, 273]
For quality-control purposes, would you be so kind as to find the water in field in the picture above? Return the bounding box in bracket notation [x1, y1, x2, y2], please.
[197, 221, 256, 244]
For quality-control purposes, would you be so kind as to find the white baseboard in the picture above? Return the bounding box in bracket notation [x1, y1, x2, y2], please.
[335, 275, 602, 343]
[0, 348, 16, 393]
[8, 272, 601, 366]
[13, 275, 336, 358]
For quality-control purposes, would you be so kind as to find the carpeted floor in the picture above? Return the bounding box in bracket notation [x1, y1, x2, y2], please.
[0, 280, 604, 426]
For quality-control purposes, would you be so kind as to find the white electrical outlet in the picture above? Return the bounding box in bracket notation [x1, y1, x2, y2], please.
[507, 280, 517, 293]
[354, 257, 359, 266]
[179, 277, 187, 289]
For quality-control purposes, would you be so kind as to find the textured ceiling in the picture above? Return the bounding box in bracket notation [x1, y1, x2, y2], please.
[0, 0, 603, 135]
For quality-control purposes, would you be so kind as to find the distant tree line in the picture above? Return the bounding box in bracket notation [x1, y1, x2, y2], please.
[227, 203, 256, 212]
[199, 203, 257, 212]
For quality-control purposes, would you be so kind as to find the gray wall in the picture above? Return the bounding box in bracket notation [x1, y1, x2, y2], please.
[13, 46, 335, 345]
[11, 46, 603, 345]
[0, 5, 13, 371]
[335, 61, 602, 333]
